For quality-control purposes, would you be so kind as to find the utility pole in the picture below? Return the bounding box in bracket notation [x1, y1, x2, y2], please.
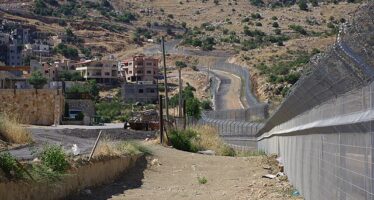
[183, 99, 187, 130]
[159, 95, 164, 144]
[178, 66, 183, 117]
[162, 36, 169, 120]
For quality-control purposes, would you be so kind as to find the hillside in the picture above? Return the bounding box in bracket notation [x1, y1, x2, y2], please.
[0, 0, 363, 105]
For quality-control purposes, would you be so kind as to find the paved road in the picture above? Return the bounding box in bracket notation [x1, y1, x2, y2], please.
[210, 70, 243, 110]
[7, 124, 155, 160]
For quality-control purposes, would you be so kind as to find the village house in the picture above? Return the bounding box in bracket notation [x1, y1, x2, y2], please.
[75, 60, 118, 84]
[120, 55, 160, 104]
[119, 55, 159, 83]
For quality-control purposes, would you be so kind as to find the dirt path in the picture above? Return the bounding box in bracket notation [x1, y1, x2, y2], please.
[212, 70, 243, 110]
[73, 144, 302, 200]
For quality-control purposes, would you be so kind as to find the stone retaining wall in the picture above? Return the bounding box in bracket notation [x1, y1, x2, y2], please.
[0, 89, 64, 125]
[0, 155, 142, 200]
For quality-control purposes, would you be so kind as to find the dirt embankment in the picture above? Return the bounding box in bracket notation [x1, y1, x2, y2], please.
[73, 144, 302, 200]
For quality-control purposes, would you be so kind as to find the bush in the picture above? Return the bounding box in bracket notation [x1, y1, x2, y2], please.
[220, 145, 236, 156]
[96, 101, 123, 123]
[289, 24, 307, 35]
[272, 22, 279, 28]
[75, 112, 84, 120]
[66, 80, 99, 99]
[168, 129, 198, 152]
[250, 0, 264, 7]
[0, 152, 24, 179]
[58, 70, 83, 81]
[197, 176, 208, 184]
[116, 11, 136, 23]
[40, 145, 69, 172]
[200, 100, 212, 110]
[29, 71, 47, 89]
[251, 13, 262, 20]
[175, 61, 187, 68]
[54, 44, 79, 59]
[0, 113, 32, 144]
[298, 0, 308, 11]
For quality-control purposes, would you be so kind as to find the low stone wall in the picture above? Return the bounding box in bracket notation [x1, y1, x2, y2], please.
[0, 155, 142, 200]
[0, 89, 64, 125]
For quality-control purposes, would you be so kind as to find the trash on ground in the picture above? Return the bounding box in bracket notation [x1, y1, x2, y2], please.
[198, 150, 216, 155]
[262, 174, 277, 179]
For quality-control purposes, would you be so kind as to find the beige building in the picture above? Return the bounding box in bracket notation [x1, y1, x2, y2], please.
[119, 55, 159, 83]
[76, 60, 118, 84]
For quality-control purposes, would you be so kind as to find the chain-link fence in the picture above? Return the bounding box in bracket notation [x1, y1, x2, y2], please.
[203, 106, 268, 122]
[186, 114, 264, 150]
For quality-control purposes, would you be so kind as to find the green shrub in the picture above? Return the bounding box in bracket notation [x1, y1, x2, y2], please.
[249, 0, 264, 7]
[168, 129, 198, 152]
[201, 100, 212, 110]
[289, 24, 307, 35]
[29, 71, 47, 89]
[40, 145, 69, 172]
[220, 145, 236, 156]
[175, 61, 187, 68]
[58, 70, 83, 81]
[54, 43, 79, 59]
[0, 152, 23, 179]
[75, 112, 84, 120]
[298, 0, 308, 11]
[272, 22, 279, 28]
[197, 176, 208, 184]
[96, 101, 123, 123]
[116, 11, 136, 23]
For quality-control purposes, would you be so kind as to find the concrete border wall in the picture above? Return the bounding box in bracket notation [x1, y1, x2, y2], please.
[257, 3, 374, 199]
[0, 155, 141, 200]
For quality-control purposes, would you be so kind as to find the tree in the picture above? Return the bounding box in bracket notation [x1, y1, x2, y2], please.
[58, 70, 83, 81]
[29, 71, 47, 89]
[272, 22, 279, 28]
[250, 0, 264, 7]
[186, 98, 201, 119]
[87, 80, 99, 100]
[298, 0, 308, 11]
[310, 0, 318, 7]
[175, 61, 187, 68]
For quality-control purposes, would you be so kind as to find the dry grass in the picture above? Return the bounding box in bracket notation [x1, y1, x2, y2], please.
[94, 139, 151, 158]
[190, 125, 236, 156]
[0, 113, 32, 144]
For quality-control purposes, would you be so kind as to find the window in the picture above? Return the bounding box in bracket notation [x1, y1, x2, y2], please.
[105, 72, 110, 76]
[147, 70, 152, 74]
[138, 89, 144, 93]
[149, 89, 155, 93]
[129, 70, 132, 74]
